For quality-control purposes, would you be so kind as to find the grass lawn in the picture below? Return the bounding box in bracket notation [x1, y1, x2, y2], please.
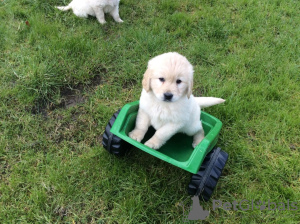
[0, 0, 299, 223]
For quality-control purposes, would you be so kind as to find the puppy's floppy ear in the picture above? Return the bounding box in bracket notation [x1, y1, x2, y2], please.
[187, 78, 193, 99]
[142, 68, 152, 92]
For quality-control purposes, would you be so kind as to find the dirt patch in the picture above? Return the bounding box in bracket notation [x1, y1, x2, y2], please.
[289, 144, 299, 151]
[0, 160, 11, 185]
[54, 87, 87, 110]
[121, 78, 137, 89]
[55, 74, 104, 110]
[31, 71, 105, 116]
[54, 206, 68, 219]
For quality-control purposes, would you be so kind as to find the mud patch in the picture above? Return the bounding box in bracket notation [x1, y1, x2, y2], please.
[0, 160, 11, 185]
[54, 206, 68, 219]
[56, 74, 103, 110]
[289, 144, 299, 151]
[55, 87, 87, 110]
[121, 78, 137, 89]
[31, 73, 104, 116]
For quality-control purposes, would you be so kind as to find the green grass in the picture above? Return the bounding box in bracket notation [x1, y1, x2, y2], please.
[0, 0, 299, 223]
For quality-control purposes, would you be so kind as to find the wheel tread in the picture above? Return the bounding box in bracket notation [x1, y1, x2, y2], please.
[188, 147, 228, 201]
[102, 110, 130, 156]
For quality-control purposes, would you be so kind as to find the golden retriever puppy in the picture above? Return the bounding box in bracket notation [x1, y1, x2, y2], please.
[56, 0, 123, 24]
[129, 52, 225, 150]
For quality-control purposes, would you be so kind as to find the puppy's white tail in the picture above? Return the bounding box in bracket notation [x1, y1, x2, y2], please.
[194, 97, 225, 108]
[56, 5, 72, 11]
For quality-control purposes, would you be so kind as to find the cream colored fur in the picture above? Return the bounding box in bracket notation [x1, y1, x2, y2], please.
[129, 52, 225, 150]
[56, 0, 123, 24]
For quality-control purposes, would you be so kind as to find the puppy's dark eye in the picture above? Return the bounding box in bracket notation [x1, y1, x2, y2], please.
[159, 78, 165, 82]
[176, 79, 182, 84]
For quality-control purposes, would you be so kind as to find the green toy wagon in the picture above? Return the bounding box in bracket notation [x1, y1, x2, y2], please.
[102, 101, 228, 201]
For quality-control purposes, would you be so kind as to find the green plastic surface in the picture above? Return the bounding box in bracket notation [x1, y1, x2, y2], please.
[110, 101, 222, 174]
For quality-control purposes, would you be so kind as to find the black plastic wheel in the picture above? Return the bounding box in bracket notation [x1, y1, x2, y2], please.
[102, 110, 131, 156]
[187, 147, 228, 201]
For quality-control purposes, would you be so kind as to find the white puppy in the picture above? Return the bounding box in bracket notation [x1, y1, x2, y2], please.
[56, 0, 123, 24]
[129, 52, 225, 150]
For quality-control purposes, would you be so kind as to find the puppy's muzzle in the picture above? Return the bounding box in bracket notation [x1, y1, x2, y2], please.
[163, 92, 173, 101]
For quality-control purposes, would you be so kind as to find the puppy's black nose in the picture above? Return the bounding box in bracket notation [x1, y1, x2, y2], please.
[164, 92, 173, 101]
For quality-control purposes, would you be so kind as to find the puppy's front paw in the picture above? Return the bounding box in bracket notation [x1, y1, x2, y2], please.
[192, 137, 204, 148]
[192, 141, 199, 148]
[144, 138, 162, 150]
[99, 20, 106, 24]
[192, 131, 205, 148]
[128, 129, 144, 142]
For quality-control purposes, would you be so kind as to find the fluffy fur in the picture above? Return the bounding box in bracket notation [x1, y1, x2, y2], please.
[129, 52, 225, 150]
[56, 0, 123, 24]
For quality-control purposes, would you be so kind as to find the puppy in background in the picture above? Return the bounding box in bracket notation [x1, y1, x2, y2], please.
[129, 52, 225, 150]
[56, 0, 123, 24]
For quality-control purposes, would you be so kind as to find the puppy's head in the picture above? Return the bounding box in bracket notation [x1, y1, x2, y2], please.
[142, 52, 194, 102]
